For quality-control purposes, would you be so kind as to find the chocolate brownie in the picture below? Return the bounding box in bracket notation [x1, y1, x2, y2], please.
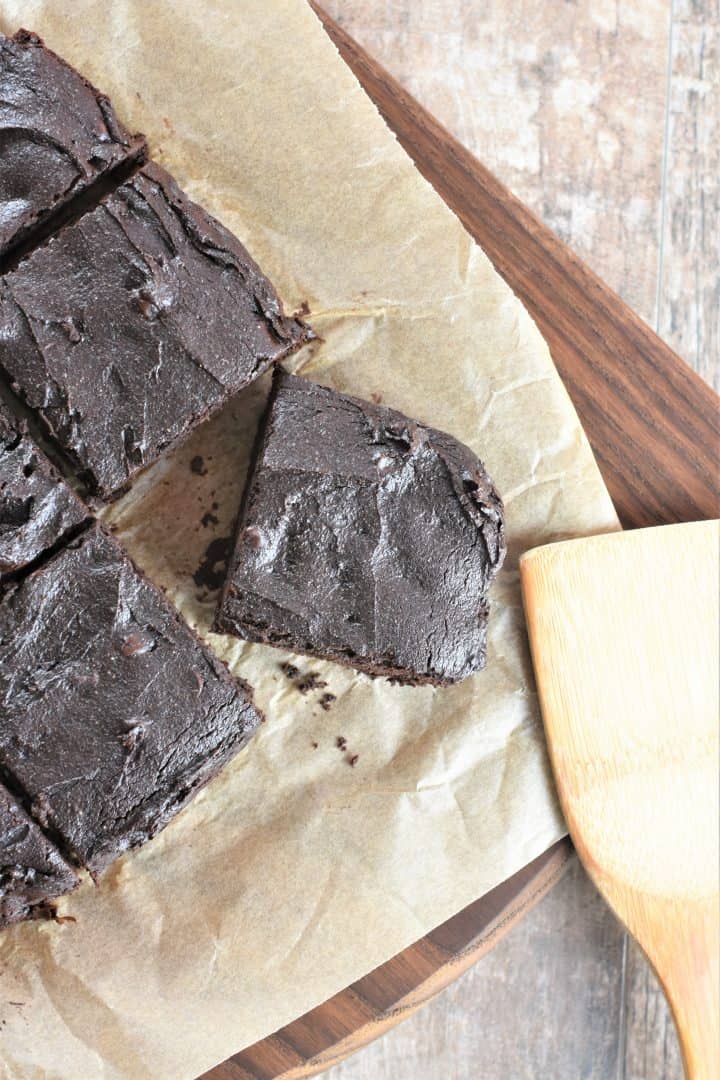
[0, 399, 88, 576]
[0, 781, 79, 928]
[0, 29, 145, 259]
[216, 372, 506, 685]
[0, 524, 262, 873]
[0, 162, 311, 501]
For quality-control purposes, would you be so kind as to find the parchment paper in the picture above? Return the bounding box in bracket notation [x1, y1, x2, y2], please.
[0, 2, 619, 1076]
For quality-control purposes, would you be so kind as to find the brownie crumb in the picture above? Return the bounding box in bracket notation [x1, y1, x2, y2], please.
[193, 535, 232, 590]
[319, 692, 336, 711]
[311, 741, 319, 749]
[294, 300, 311, 317]
[336, 735, 347, 751]
[348, 754, 359, 767]
[190, 455, 208, 476]
[51, 912, 78, 925]
[297, 673, 328, 694]
[201, 511, 219, 528]
[279, 663, 329, 696]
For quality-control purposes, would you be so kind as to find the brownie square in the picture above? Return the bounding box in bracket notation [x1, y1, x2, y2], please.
[0, 524, 262, 873]
[0, 399, 88, 575]
[216, 372, 506, 686]
[0, 29, 145, 259]
[0, 781, 79, 929]
[0, 162, 311, 501]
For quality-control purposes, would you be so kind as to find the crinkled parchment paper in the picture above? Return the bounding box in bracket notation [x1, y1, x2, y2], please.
[0, 2, 619, 1076]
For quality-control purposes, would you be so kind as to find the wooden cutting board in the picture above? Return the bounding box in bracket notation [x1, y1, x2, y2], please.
[205, 9, 720, 1079]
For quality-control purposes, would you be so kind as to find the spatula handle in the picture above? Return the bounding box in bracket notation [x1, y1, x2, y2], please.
[656, 905, 719, 1080]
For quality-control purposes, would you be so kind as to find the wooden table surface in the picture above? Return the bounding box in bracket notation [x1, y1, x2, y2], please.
[315, 3, 719, 1078]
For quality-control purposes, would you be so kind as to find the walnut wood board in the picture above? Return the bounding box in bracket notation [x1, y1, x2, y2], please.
[204, 9, 720, 1079]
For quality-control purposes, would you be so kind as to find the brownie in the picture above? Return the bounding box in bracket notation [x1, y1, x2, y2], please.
[0, 524, 262, 873]
[0, 399, 88, 576]
[216, 372, 506, 686]
[0, 781, 79, 929]
[0, 162, 311, 501]
[0, 29, 145, 260]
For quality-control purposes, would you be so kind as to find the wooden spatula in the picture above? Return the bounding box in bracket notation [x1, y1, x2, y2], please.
[520, 521, 719, 1080]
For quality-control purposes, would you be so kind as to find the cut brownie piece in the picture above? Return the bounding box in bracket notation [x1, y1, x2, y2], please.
[0, 29, 145, 259]
[0, 524, 262, 874]
[0, 781, 79, 929]
[216, 372, 506, 686]
[0, 399, 88, 576]
[0, 162, 311, 501]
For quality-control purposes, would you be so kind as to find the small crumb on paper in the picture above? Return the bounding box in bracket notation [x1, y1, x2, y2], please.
[193, 536, 232, 590]
[297, 673, 327, 694]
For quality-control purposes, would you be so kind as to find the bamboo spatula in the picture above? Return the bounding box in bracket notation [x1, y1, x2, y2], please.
[520, 521, 720, 1080]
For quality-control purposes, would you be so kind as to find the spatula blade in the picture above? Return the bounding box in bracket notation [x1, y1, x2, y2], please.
[520, 521, 719, 1080]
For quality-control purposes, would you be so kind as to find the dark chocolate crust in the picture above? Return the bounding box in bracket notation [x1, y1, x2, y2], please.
[0, 29, 145, 259]
[0, 781, 79, 929]
[0, 399, 88, 575]
[0, 161, 312, 501]
[0, 524, 263, 873]
[216, 372, 506, 686]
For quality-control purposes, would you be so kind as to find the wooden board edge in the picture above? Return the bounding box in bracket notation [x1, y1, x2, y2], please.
[206, 841, 572, 1079]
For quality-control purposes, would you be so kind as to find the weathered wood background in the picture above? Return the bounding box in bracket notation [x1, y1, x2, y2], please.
[318, 1, 718, 1077]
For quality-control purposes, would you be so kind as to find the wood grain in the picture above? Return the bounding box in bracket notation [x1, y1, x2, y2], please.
[657, 0, 719, 392]
[207, 7, 720, 1079]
